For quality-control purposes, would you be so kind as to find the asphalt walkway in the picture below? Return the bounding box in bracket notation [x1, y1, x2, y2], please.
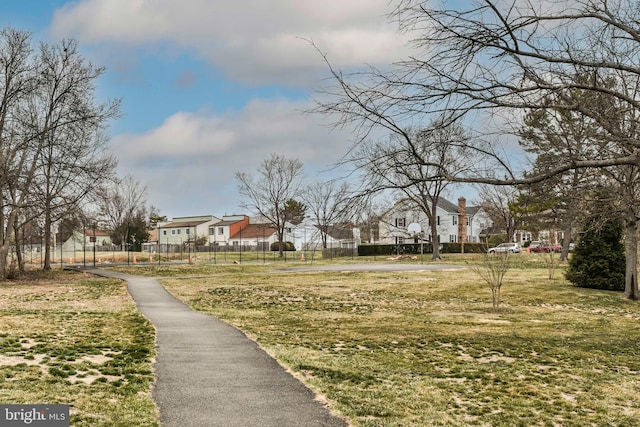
[91, 269, 347, 427]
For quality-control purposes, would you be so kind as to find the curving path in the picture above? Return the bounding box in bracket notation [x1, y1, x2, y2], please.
[90, 269, 347, 427]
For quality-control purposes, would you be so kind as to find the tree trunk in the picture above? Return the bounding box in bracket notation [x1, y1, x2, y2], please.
[430, 203, 441, 260]
[624, 220, 639, 300]
[13, 221, 24, 274]
[430, 223, 440, 260]
[277, 228, 285, 258]
[560, 222, 572, 262]
[0, 208, 19, 279]
[43, 208, 52, 270]
[0, 207, 6, 279]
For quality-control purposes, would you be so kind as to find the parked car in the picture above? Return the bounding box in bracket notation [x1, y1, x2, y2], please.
[528, 241, 545, 252]
[548, 243, 562, 253]
[488, 243, 521, 253]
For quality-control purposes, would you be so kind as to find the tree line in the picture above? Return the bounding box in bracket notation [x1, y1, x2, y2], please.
[236, 153, 376, 257]
[0, 27, 154, 279]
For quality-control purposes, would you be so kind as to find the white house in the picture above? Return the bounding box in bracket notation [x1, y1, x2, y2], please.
[157, 215, 221, 246]
[379, 197, 492, 244]
[289, 221, 362, 251]
[62, 229, 113, 252]
[207, 215, 249, 247]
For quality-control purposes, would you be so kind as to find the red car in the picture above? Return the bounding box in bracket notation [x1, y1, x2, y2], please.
[529, 241, 562, 253]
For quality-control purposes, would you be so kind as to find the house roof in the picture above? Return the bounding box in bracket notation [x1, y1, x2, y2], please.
[384, 196, 484, 217]
[160, 219, 212, 228]
[324, 223, 356, 241]
[229, 223, 277, 239]
[216, 219, 245, 226]
[436, 198, 459, 213]
[467, 206, 482, 216]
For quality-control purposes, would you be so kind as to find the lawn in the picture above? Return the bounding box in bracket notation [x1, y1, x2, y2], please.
[0, 271, 157, 426]
[3, 255, 640, 426]
[146, 258, 640, 426]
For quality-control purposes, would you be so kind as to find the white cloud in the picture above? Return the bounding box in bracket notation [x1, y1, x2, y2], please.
[110, 97, 353, 216]
[49, 0, 410, 86]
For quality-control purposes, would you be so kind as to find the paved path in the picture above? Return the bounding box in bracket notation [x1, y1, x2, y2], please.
[91, 269, 347, 427]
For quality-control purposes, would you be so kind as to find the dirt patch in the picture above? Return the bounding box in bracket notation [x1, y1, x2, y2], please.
[0, 354, 46, 366]
[458, 353, 517, 364]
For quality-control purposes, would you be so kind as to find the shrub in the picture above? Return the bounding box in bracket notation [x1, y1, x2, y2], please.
[565, 218, 625, 291]
[270, 241, 296, 251]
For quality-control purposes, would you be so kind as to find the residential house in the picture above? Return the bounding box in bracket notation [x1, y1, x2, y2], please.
[62, 229, 113, 253]
[228, 222, 278, 251]
[285, 220, 363, 251]
[207, 215, 250, 247]
[157, 215, 221, 246]
[379, 197, 492, 244]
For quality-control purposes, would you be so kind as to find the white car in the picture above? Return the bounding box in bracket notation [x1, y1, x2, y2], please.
[487, 243, 521, 253]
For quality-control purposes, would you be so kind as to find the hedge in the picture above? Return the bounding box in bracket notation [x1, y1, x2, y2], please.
[358, 242, 485, 256]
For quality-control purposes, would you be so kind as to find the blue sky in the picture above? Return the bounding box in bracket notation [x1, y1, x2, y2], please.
[0, 0, 412, 218]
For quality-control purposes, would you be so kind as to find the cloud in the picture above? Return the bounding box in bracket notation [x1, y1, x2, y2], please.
[49, 0, 410, 86]
[110, 97, 352, 216]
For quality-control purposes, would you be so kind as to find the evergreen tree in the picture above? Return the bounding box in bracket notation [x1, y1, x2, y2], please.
[565, 218, 625, 291]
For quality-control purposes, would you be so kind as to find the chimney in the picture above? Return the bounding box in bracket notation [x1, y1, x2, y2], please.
[458, 197, 467, 243]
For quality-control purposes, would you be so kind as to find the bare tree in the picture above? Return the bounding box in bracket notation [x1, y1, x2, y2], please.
[96, 175, 147, 248]
[314, 1, 640, 298]
[476, 251, 511, 312]
[0, 28, 119, 277]
[351, 117, 473, 259]
[477, 185, 520, 243]
[29, 39, 119, 270]
[236, 154, 305, 257]
[0, 28, 37, 278]
[302, 180, 356, 249]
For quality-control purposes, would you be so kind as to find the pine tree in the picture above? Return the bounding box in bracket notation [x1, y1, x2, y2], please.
[565, 218, 625, 291]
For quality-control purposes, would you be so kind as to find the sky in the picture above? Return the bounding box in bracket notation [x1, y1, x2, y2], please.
[0, 0, 414, 219]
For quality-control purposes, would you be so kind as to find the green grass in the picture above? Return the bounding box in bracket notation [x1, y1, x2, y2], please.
[154, 260, 640, 426]
[0, 271, 157, 426]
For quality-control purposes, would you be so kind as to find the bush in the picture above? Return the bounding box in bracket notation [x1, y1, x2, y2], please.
[441, 243, 486, 254]
[358, 242, 486, 255]
[358, 243, 434, 256]
[565, 218, 625, 291]
[270, 241, 296, 251]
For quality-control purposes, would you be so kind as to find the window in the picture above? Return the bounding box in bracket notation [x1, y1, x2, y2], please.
[186, 229, 190, 235]
[449, 235, 457, 243]
[218, 227, 224, 235]
[209, 228, 214, 235]
[437, 216, 440, 226]
[467, 217, 470, 226]
[172, 230, 175, 235]
[177, 229, 181, 235]
[452, 216, 458, 225]
[395, 218, 406, 227]
[163, 230, 167, 236]
[89, 236, 96, 243]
